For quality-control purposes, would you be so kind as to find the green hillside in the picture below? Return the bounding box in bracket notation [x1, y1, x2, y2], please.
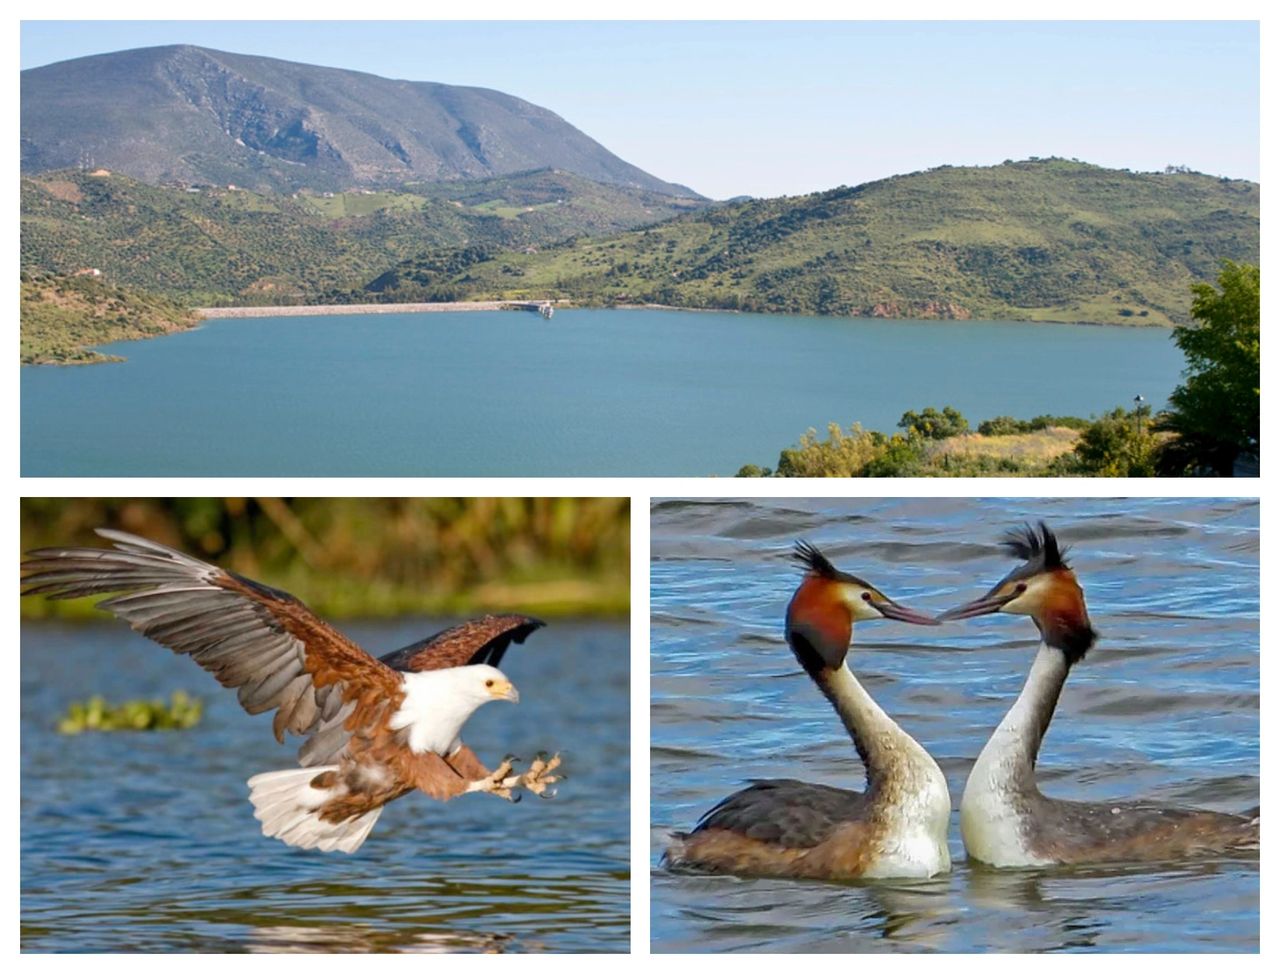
[21, 168, 706, 305]
[21, 271, 199, 364]
[370, 159, 1259, 325]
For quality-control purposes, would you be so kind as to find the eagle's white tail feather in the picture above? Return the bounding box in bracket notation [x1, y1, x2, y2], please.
[248, 767, 381, 854]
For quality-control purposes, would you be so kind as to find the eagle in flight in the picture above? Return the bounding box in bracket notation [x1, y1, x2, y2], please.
[21, 529, 562, 853]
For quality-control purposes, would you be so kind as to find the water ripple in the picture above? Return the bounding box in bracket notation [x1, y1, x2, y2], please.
[22, 619, 629, 952]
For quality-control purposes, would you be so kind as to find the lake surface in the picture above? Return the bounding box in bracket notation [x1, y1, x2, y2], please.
[21, 309, 1185, 476]
[650, 498, 1258, 953]
[21, 618, 629, 953]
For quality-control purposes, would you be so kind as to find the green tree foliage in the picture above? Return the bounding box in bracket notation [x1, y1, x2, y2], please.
[899, 406, 969, 440]
[977, 414, 1090, 435]
[1156, 261, 1260, 475]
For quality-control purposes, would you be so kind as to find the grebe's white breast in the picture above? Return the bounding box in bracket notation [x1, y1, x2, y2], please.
[863, 760, 953, 878]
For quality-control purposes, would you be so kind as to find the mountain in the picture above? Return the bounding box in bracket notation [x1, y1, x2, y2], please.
[371, 159, 1258, 326]
[20, 168, 706, 304]
[21, 45, 698, 197]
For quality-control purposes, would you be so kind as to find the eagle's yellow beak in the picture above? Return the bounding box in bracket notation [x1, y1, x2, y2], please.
[488, 678, 519, 703]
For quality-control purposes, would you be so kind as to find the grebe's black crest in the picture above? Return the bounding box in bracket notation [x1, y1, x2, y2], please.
[1001, 522, 1069, 576]
[793, 540, 838, 577]
[1002, 522, 1095, 663]
[793, 540, 871, 588]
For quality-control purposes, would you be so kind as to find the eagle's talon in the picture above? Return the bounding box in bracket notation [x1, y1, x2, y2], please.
[471, 759, 523, 799]
[520, 751, 563, 796]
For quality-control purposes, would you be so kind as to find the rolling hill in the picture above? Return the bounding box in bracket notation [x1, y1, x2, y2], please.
[20, 168, 707, 304]
[21, 271, 199, 364]
[367, 158, 1259, 325]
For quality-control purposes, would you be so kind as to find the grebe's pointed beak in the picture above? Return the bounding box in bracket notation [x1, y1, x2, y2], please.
[873, 597, 940, 626]
[937, 589, 1018, 621]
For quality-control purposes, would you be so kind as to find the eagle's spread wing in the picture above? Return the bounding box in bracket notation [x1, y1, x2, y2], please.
[20, 529, 403, 767]
[378, 614, 545, 672]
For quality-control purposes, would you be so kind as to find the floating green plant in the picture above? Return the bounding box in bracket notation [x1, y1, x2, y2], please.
[56, 691, 203, 734]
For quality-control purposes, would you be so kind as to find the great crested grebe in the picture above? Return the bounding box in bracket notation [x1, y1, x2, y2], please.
[941, 522, 1259, 867]
[21, 529, 562, 853]
[663, 541, 951, 880]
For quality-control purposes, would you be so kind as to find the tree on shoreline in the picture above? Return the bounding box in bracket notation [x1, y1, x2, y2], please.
[1156, 261, 1260, 476]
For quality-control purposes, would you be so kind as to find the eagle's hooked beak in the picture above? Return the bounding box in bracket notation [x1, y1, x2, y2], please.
[488, 678, 520, 703]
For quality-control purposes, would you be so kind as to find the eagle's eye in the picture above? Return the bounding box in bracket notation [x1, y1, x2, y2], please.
[485, 679, 495, 688]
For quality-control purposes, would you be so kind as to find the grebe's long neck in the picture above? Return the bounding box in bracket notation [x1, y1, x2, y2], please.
[971, 642, 1070, 794]
[817, 661, 944, 802]
[809, 639, 953, 878]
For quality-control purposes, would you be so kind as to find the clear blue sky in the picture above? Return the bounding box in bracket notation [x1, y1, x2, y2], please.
[21, 20, 1259, 199]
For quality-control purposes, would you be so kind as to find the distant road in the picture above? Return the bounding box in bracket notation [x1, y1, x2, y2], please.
[195, 301, 535, 318]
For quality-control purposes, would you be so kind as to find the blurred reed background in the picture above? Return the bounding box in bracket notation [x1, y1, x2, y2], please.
[20, 497, 629, 618]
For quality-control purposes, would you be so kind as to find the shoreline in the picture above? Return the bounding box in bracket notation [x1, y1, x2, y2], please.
[195, 300, 540, 319]
[195, 301, 1170, 328]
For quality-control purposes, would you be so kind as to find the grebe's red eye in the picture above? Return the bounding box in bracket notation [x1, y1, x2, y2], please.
[1015, 583, 1027, 594]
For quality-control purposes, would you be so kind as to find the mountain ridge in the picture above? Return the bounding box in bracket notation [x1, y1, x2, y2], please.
[21, 45, 699, 197]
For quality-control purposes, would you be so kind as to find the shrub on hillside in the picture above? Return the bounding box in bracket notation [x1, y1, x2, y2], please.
[1050, 407, 1158, 476]
[775, 423, 889, 477]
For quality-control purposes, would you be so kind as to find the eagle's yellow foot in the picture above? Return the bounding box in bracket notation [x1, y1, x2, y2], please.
[520, 752, 562, 798]
[470, 756, 523, 802]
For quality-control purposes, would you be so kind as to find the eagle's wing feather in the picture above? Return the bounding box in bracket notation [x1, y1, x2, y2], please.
[21, 529, 402, 765]
[378, 613, 545, 672]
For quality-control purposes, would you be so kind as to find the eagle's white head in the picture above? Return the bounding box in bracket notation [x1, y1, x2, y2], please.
[455, 663, 520, 704]
[392, 664, 520, 755]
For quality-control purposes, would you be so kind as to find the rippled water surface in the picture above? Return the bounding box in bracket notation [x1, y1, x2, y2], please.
[21, 309, 1184, 476]
[650, 498, 1258, 952]
[22, 619, 629, 952]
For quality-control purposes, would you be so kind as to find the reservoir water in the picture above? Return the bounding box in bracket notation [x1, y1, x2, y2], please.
[650, 497, 1258, 952]
[22, 618, 629, 952]
[21, 309, 1185, 476]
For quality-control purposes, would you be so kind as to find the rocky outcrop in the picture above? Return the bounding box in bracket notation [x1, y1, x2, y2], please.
[865, 300, 971, 319]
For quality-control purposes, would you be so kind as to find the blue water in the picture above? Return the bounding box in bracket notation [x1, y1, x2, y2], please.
[650, 497, 1258, 952]
[20, 309, 1185, 476]
[22, 619, 629, 952]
